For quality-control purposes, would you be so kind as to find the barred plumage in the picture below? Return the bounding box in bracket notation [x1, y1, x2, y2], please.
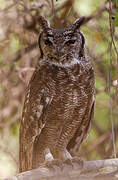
[19, 16, 95, 172]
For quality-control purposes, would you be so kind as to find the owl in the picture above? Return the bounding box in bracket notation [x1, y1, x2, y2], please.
[19, 16, 95, 172]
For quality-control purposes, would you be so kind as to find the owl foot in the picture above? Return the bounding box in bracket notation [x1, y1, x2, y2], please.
[71, 157, 84, 169]
[45, 159, 64, 171]
[64, 157, 83, 169]
[64, 158, 73, 168]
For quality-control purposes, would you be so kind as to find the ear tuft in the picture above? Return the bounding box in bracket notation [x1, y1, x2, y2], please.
[38, 16, 50, 32]
[72, 17, 86, 30]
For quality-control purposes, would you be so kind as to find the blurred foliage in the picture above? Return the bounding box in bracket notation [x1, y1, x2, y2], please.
[0, 0, 118, 179]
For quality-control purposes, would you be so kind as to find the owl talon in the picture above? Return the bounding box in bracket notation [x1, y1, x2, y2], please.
[64, 158, 73, 168]
[52, 159, 64, 170]
[71, 157, 84, 169]
[63, 157, 83, 169]
[45, 160, 55, 170]
[45, 159, 64, 171]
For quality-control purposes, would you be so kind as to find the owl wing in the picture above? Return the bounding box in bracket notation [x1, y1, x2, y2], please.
[67, 94, 95, 155]
[19, 79, 52, 172]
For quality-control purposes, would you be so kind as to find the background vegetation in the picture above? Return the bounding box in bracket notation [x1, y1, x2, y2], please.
[0, 0, 118, 179]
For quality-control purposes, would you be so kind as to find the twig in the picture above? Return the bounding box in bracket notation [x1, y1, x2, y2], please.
[80, 133, 110, 156]
[109, 0, 118, 63]
[51, 0, 55, 17]
[0, 1, 18, 13]
[108, 0, 117, 159]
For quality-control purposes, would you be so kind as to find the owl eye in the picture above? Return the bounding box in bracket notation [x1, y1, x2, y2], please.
[45, 39, 52, 45]
[65, 40, 76, 45]
[68, 33, 73, 37]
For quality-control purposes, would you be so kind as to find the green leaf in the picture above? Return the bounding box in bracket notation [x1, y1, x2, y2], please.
[116, 0, 118, 7]
[114, 10, 118, 26]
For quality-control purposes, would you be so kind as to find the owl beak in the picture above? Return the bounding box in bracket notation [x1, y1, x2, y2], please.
[57, 47, 61, 57]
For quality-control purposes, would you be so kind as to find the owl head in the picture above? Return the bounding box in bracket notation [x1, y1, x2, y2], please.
[38, 16, 86, 66]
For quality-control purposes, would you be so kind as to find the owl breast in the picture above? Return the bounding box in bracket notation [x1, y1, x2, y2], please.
[29, 59, 94, 149]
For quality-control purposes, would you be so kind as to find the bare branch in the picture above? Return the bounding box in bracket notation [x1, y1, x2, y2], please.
[4, 158, 118, 180]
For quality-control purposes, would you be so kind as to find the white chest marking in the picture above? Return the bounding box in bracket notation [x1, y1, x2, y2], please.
[51, 58, 80, 68]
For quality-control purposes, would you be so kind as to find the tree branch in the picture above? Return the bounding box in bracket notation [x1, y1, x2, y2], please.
[5, 158, 118, 180]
